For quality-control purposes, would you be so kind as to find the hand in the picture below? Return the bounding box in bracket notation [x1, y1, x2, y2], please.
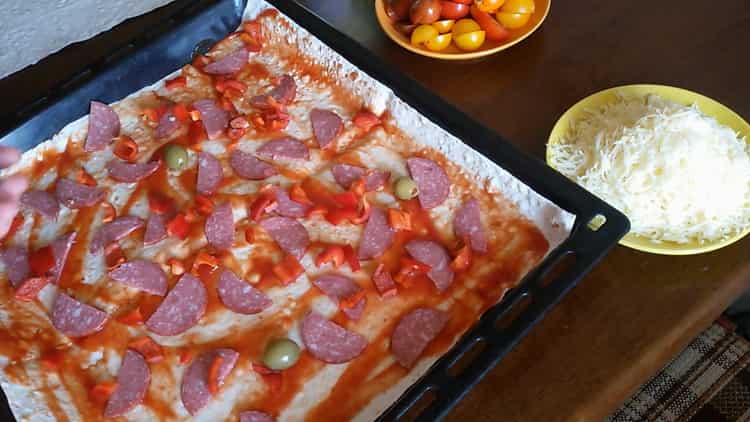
[0, 146, 27, 239]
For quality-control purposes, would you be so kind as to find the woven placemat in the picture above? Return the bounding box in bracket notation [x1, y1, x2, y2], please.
[609, 319, 750, 422]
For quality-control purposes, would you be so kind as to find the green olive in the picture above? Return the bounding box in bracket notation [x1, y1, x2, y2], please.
[394, 176, 419, 200]
[262, 338, 300, 371]
[163, 144, 188, 171]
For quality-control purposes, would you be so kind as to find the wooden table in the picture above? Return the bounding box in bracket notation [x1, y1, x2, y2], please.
[2, 1, 750, 420]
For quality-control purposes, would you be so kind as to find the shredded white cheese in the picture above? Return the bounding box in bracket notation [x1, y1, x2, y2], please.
[549, 94, 750, 243]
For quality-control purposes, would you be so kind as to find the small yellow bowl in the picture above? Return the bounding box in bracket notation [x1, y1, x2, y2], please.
[546, 85, 750, 255]
[375, 0, 551, 60]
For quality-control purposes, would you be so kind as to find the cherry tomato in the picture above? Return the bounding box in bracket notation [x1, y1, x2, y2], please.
[470, 5, 509, 41]
[411, 24, 439, 45]
[475, 0, 506, 13]
[440, 1, 470, 19]
[432, 19, 455, 33]
[501, 0, 535, 14]
[452, 18, 481, 36]
[425, 33, 452, 51]
[410, 0, 442, 24]
[395, 22, 418, 36]
[387, 0, 415, 21]
[454, 30, 486, 51]
[496, 11, 531, 29]
[452, 0, 473, 3]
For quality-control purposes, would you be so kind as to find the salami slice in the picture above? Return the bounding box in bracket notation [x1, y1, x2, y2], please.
[272, 186, 309, 218]
[155, 109, 181, 139]
[109, 260, 168, 296]
[404, 239, 455, 292]
[197, 152, 223, 195]
[310, 109, 343, 149]
[104, 350, 150, 417]
[312, 275, 366, 320]
[300, 312, 367, 363]
[250, 74, 296, 109]
[331, 164, 389, 192]
[204, 48, 249, 75]
[391, 307, 449, 368]
[364, 170, 390, 192]
[143, 214, 167, 246]
[372, 264, 396, 297]
[90, 216, 145, 254]
[240, 410, 275, 422]
[107, 159, 160, 183]
[229, 149, 278, 180]
[259, 217, 309, 259]
[1, 246, 29, 287]
[357, 207, 394, 260]
[256, 137, 309, 161]
[55, 179, 105, 209]
[205, 203, 234, 250]
[217, 269, 271, 314]
[407, 157, 450, 209]
[50, 233, 76, 285]
[454, 199, 488, 253]
[145, 274, 207, 336]
[181, 348, 239, 415]
[51, 293, 108, 338]
[85, 101, 120, 152]
[20, 191, 59, 218]
[193, 99, 229, 140]
[331, 164, 364, 190]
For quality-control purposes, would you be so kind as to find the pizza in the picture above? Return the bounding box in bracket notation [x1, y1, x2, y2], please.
[0, 2, 572, 421]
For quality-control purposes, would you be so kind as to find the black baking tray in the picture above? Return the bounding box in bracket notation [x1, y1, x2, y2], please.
[0, 0, 629, 420]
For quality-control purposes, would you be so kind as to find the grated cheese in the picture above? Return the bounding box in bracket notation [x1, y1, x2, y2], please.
[549, 94, 750, 243]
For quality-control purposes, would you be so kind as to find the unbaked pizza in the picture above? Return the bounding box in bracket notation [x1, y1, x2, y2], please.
[0, 2, 571, 421]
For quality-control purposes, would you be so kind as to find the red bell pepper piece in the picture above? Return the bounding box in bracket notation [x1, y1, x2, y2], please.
[342, 245, 360, 272]
[249, 190, 277, 221]
[127, 337, 164, 363]
[289, 184, 313, 206]
[333, 192, 358, 209]
[28, 245, 55, 276]
[451, 245, 472, 272]
[113, 136, 138, 162]
[148, 193, 173, 215]
[388, 208, 412, 231]
[166, 213, 190, 239]
[14, 276, 51, 302]
[172, 103, 191, 122]
[315, 245, 345, 268]
[89, 382, 118, 405]
[272, 254, 304, 286]
[207, 355, 224, 395]
[165, 75, 187, 90]
[353, 110, 381, 132]
[117, 307, 144, 326]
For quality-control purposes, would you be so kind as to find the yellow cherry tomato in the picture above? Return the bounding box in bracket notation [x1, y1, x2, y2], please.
[475, 0, 505, 13]
[432, 19, 456, 34]
[454, 30, 486, 51]
[501, 0, 535, 14]
[496, 11, 531, 29]
[452, 18, 481, 36]
[425, 33, 452, 51]
[411, 24, 439, 45]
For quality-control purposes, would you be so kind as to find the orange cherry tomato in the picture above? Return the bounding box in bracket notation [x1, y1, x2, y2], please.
[470, 5, 509, 41]
[501, 0, 535, 14]
[496, 11, 531, 29]
[440, 1, 470, 19]
[475, 0, 505, 13]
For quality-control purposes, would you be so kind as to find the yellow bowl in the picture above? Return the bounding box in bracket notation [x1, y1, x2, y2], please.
[546, 85, 750, 255]
[375, 0, 551, 60]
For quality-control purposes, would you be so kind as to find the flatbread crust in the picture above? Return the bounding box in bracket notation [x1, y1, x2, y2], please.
[0, 1, 573, 421]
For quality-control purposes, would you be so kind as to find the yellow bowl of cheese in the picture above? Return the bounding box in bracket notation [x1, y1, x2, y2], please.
[546, 84, 750, 255]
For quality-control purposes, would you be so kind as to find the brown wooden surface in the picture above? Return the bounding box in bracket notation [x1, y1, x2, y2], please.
[2, 1, 750, 420]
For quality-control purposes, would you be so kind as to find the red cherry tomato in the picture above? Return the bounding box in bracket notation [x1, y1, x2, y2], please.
[410, 0, 442, 24]
[452, 0, 473, 3]
[469, 4, 509, 41]
[386, 0, 414, 22]
[440, 1, 470, 19]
